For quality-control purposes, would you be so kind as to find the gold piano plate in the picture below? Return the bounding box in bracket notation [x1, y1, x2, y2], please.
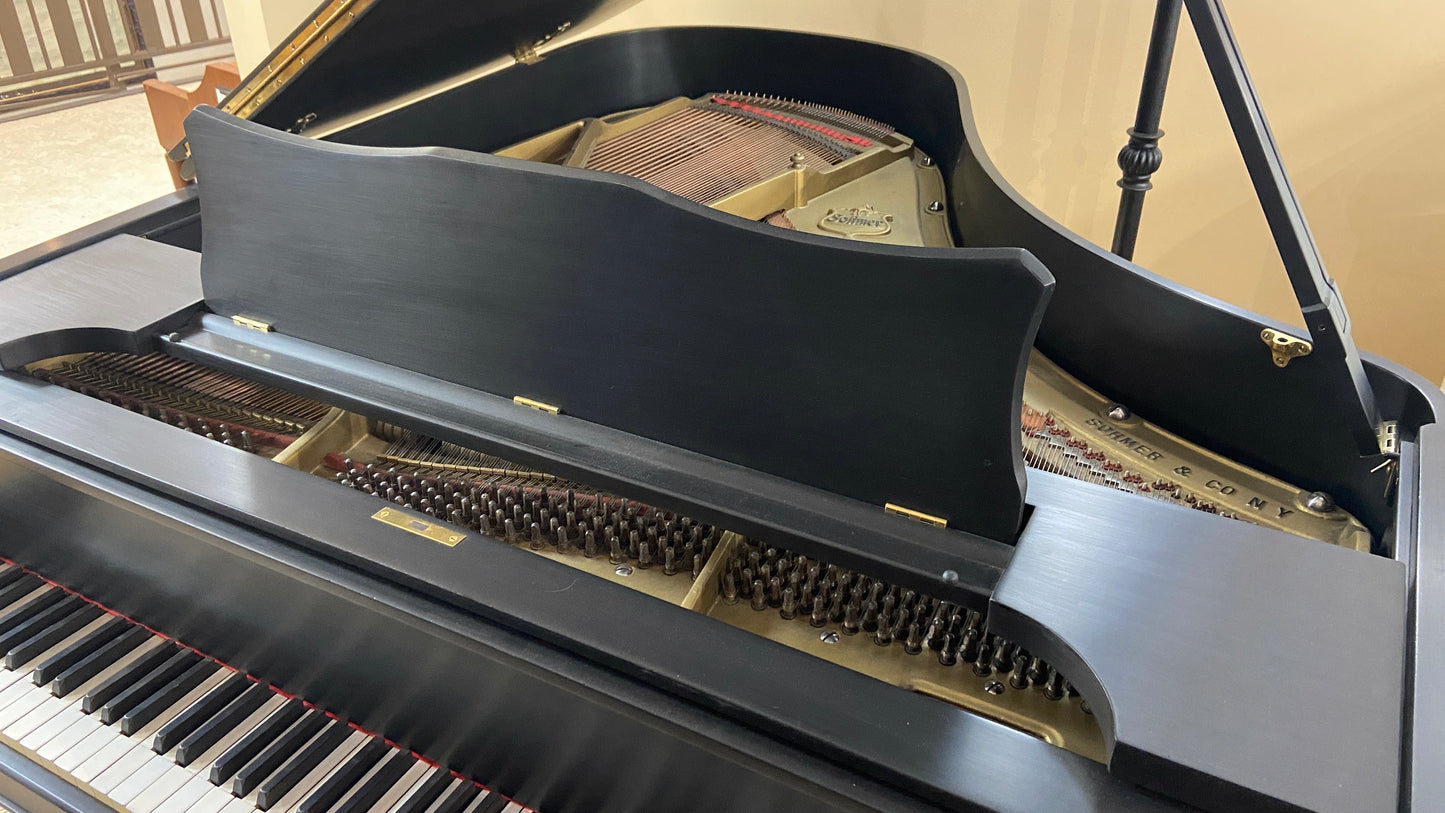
[371, 508, 466, 547]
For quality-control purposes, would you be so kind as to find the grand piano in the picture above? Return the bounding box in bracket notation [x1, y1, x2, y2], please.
[0, 1, 1439, 811]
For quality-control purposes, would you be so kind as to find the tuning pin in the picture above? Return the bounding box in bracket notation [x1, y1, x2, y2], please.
[1044, 670, 1066, 701]
[938, 634, 958, 667]
[750, 579, 767, 611]
[583, 531, 598, 558]
[609, 535, 624, 565]
[903, 623, 924, 655]
[780, 587, 797, 620]
[972, 641, 993, 677]
[991, 641, 1013, 673]
[1009, 655, 1031, 690]
[721, 571, 739, 604]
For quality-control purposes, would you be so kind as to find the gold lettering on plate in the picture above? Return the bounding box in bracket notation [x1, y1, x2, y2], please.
[819, 205, 894, 237]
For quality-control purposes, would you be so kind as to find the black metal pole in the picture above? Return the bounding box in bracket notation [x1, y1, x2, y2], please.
[1111, 0, 1183, 260]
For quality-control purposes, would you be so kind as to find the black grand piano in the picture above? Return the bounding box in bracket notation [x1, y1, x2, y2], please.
[0, 1, 1439, 811]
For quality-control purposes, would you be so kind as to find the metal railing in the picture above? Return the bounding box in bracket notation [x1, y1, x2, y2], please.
[0, 0, 230, 113]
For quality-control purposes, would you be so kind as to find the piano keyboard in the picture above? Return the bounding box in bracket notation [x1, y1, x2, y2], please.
[0, 562, 532, 813]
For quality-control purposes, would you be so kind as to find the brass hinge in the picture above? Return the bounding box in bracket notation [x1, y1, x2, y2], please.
[884, 503, 948, 528]
[231, 314, 274, 332]
[513, 396, 561, 414]
[1260, 328, 1312, 368]
[512, 45, 541, 65]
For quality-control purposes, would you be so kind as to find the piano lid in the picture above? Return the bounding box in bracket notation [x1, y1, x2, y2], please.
[219, 0, 640, 132]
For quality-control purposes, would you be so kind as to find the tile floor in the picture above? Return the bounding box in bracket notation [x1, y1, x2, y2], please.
[1, 91, 176, 259]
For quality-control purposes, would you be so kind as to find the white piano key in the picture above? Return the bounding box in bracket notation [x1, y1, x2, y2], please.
[499, 804, 525, 813]
[70, 730, 136, 782]
[49, 636, 172, 768]
[374, 761, 434, 813]
[93, 667, 234, 794]
[5, 614, 123, 742]
[35, 714, 103, 763]
[130, 762, 203, 813]
[417, 778, 463, 813]
[109, 755, 177, 805]
[149, 696, 290, 813]
[221, 794, 262, 813]
[115, 669, 242, 810]
[460, 790, 493, 813]
[187, 783, 244, 813]
[149, 771, 217, 813]
[0, 686, 52, 730]
[273, 729, 371, 813]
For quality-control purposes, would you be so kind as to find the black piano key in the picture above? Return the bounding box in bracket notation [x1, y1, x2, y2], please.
[79, 638, 176, 711]
[296, 736, 390, 813]
[154, 670, 252, 754]
[0, 593, 84, 655]
[119, 657, 219, 734]
[428, 779, 481, 813]
[0, 576, 43, 612]
[0, 566, 30, 591]
[391, 768, 455, 813]
[6, 603, 104, 668]
[50, 625, 153, 697]
[254, 719, 350, 811]
[209, 697, 305, 785]
[473, 791, 512, 813]
[32, 614, 128, 685]
[232, 709, 329, 797]
[174, 682, 272, 766]
[0, 587, 65, 637]
[329, 750, 413, 813]
[97, 647, 200, 724]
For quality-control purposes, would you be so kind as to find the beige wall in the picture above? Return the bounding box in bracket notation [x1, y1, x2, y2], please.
[227, 0, 1445, 381]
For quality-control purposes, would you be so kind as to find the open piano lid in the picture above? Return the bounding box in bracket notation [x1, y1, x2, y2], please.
[218, 0, 641, 132]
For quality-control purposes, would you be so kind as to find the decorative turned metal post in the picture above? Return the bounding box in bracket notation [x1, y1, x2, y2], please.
[1111, 0, 1183, 261]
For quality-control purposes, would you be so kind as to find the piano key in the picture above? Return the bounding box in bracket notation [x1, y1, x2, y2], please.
[121, 659, 222, 733]
[82, 639, 180, 712]
[100, 648, 203, 724]
[0, 563, 29, 590]
[0, 592, 85, 653]
[389, 767, 453, 813]
[0, 585, 66, 637]
[270, 729, 370, 813]
[422, 779, 479, 813]
[210, 697, 307, 784]
[175, 683, 274, 766]
[70, 725, 140, 782]
[32, 614, 129, 684]
[187, 782, 246, 813]
[63, 645, 207, 782]
[373, 761, 434, 813]
[53, 626, 159, 697]
[297, 734, 390, 813]
[473, 792, 512, 813]
[234, 709, 330, 797]
[108, 756, 178, 805]
[0, 577, 45, 612]
[32, 636, 172, 758]
[149, 695, 291, 813]
[456, 790, 493, 813]
[256, 719, 350, 811]
[330, 749, 413, 813]
[6, 603, 105, 667]
[0, 615, 116, 728]
[154, 671, 252, 754]
[94, 668, 237, 796]
[5, 615, 126, 741]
